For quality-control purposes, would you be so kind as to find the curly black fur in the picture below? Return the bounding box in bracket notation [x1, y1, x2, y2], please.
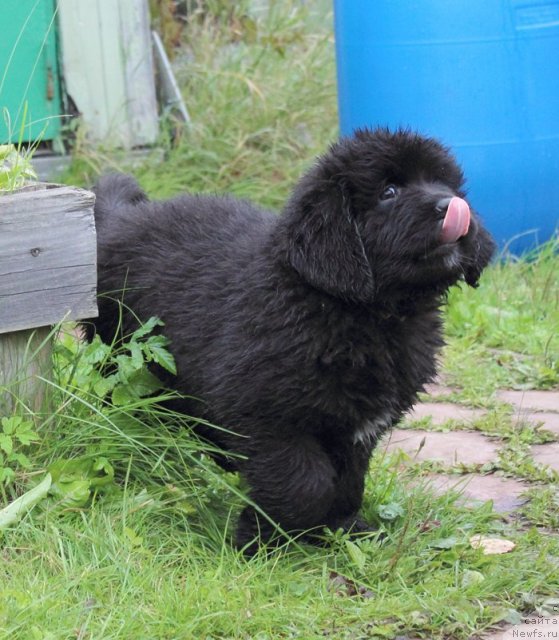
[87, 128, 496, 551]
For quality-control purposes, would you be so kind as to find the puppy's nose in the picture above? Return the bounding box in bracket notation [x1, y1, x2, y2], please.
[435, 197, 453, 215]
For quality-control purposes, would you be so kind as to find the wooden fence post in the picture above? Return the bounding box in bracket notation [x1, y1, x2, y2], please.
[0, 328, 52, 414]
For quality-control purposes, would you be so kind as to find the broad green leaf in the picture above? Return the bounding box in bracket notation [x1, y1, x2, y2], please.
[89, 457, 115, 489]
[1, 416, 17, 435]
[49, 479, 91, 507]
[129, 340, 145, 369]
[0, 468, 15, 483]
[430, 536, 460, 550]
[111, 383, 137, 406]
[93, 373, 118, 397]
[14, 420, 35, 434]
[111, 367, 163, 405]
[54, 343, 76, 363]
[129, 367, 165, 394]
[13, 421, 38, 446]
[367, 625, 397, 638]
[49, 456, 116, 506]
[145, 334, 170, 348]
[10, 452, 31, 468]
[84, 337, 111, 364]
[0, 434, 13, 455]
[115, 354, 142, 381]
[377, 502, 405, 521]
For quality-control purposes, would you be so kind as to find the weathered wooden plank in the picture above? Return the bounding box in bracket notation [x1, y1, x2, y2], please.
[119, 0, 160, 145]
[57, 1, 124, 144]
[0, 184, 98, 334]
[57, 0, 159, 148]
[0, 327, 52, 414]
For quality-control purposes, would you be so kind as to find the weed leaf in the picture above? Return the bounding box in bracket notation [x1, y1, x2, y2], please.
[144, 337, 177, 374]
[132, 317, 164, 340]
[430, 536, 460, 550]
[49, 456, 116, 507]
[377, 502, 405, 521]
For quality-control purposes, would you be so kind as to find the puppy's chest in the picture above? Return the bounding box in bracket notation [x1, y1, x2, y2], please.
[318, 315, 441, 425]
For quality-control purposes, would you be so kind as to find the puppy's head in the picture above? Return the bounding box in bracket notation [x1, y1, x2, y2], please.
[281, 128, 496, 304]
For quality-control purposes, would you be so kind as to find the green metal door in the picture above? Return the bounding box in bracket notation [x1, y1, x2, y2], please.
[0, 0, 62, 144]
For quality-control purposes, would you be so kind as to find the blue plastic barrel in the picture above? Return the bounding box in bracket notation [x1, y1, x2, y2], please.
[334, 1, 559, 254]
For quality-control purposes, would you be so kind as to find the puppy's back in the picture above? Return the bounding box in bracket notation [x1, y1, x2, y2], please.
[89, 173, 277, 343]
[93, 173, 275, 250]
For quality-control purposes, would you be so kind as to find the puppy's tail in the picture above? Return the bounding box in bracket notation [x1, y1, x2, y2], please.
[93, 173, 148, 229]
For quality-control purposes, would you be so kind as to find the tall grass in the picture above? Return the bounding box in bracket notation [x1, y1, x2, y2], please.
[64, 0, 338, 208]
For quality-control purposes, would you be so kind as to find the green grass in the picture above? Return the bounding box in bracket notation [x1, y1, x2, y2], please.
[4, 414, 559, 639]
[2, 2, 559, 638]
[443, 239, 559, 401]
[0, 140, 37, 191]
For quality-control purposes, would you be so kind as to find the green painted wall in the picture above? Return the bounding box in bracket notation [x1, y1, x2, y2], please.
[0, 0, 62, 144]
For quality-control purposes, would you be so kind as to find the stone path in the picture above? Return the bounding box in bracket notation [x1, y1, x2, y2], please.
[381, 385, 559, 639]
[383, 386, 559, 492]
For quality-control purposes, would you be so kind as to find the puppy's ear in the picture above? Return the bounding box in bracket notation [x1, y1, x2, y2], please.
[464, 224, 497, 287]
[281, 179, 375, 302]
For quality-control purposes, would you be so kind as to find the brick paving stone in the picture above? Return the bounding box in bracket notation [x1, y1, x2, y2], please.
[421, 473, 528, 512]
[497, 389, 559, 413]
[423, 383, 455, 398]
[483, 616, 559, 639]
[514, 411, 559, 437]
[384, 429, 499, 466]
[531, 442, 559, 473]
[406, 402, 485, 426]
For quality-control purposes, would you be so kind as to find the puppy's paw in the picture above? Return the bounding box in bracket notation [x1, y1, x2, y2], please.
[340, 515, 379, 536]
[331, 514, 383, 539]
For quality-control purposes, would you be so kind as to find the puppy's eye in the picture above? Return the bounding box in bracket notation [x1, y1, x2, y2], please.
[380, 185, 398, 201]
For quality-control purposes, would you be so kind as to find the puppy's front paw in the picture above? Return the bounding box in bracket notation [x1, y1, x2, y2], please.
[334, 515, 380, 537]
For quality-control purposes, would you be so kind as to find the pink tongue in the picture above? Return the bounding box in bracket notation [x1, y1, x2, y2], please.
[440, 197, 471, 243]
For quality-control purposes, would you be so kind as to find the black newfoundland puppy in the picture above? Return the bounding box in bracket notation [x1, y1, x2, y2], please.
[88, 128, 495, 551]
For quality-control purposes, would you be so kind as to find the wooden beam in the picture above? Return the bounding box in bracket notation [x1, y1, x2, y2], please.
[0, 184, 97, 334]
